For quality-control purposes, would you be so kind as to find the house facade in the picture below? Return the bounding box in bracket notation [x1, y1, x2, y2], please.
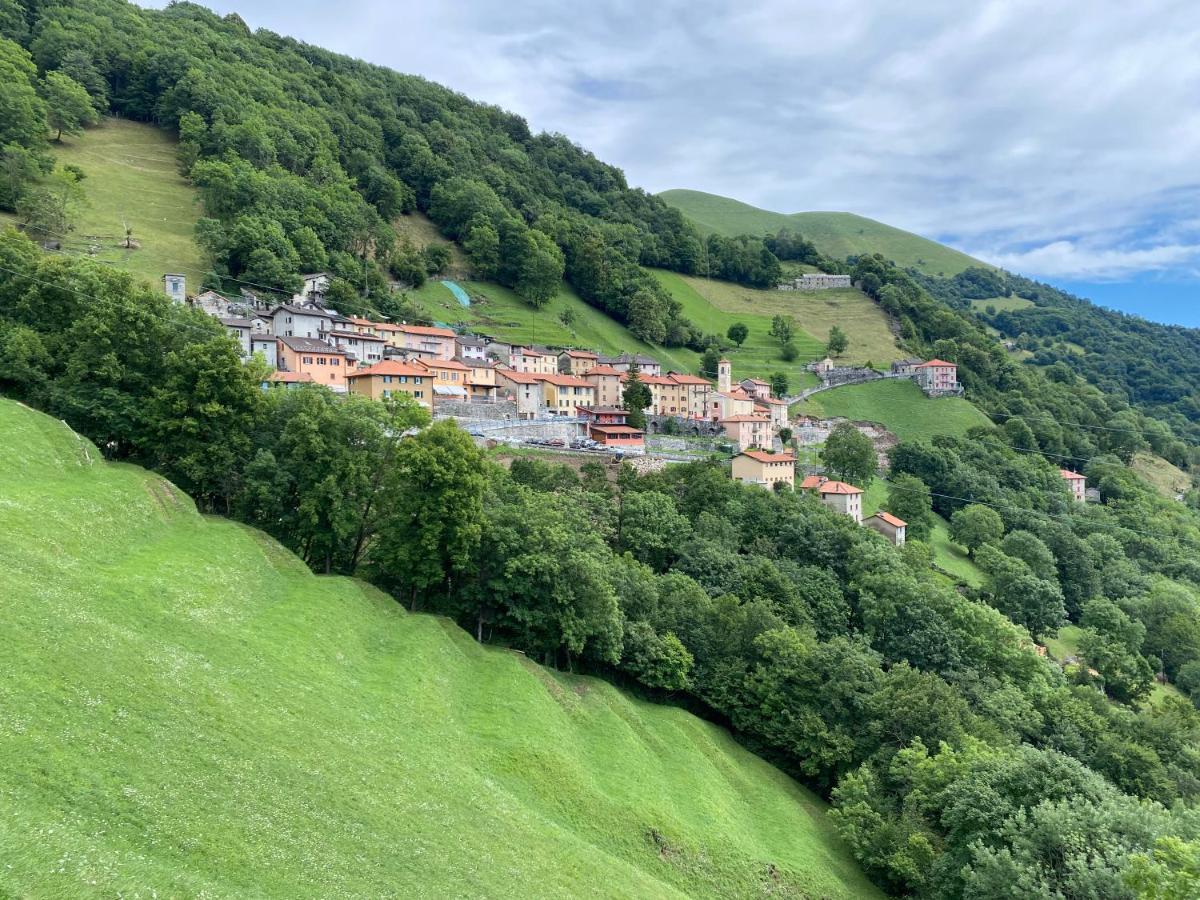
[1061, 469, 1086, 502]
[509, 347, 558, 375]
[739, 378, 772, 401]
[815, 480, 864, 523]
[914, 359, 960, 393]
[250, 334, 277, 368]
[598, 353, 661, 376]
[496, 369, 546, 417]
[270, 303, 334, 340]
[163, 273, 186, 304]
[721, 415, 771, 451]
[558, 349, 599, 375]
[275, 336, 349, 391]
[395, 324, 456, 360]
[583, 365, 624, 409]
[327, 330, 386, 367]
[455, 335, 488, 361]
[732, 450, 796, 489]
[864, 511, 906, 546]
[345, 360, 431, 409]
[539, 374, 594, 415]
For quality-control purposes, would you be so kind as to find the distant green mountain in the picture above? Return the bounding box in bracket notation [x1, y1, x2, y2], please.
[660, 188, 987, 276]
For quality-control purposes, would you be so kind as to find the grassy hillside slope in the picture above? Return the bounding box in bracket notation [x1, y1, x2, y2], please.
[794, 378, 990, 442]
[0, 399, 879, 899]
[652, 269, 900, 370]
[21, 118, 206, 289]
[405, 277, 702, 373]
[660, 189, 986, 276]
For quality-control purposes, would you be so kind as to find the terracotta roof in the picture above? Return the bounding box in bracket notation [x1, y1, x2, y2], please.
[799, 475, 824, 490]
[417, 358, 471, 371]
[374, 322, 404, 333]
[347, 360, 428, 379]
[267, 371, 314, 383]
[1060, 469, 1086, 480]
[348, 316, 375, 326]
[741, 450, 796, 463]
[721, 415, 770, 423]
[639, 374, 677, 385]
[916, 358, 956, 368]
[562, 349, 599, 358]
[818, 480, 863, 495]
[766, 397, 788, 405]
[667, 373, 712, 385]
[584, 365, 622, 377]
[496, 369, 543, 385]
[590, 424, 645, 435]
[538, 374, 593, 388]
[870, 511, 907, 528]
[399, 324, 456, 338]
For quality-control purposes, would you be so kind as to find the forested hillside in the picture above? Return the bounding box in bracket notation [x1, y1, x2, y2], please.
[918, 266, 1200, 451]
[6, 229, 1200, 896]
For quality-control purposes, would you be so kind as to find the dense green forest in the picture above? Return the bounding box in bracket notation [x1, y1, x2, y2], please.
[5, 227, 1200, 896]
[914, 265, 1200, 452]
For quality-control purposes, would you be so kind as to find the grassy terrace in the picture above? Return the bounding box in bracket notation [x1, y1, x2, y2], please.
[0, 399, 879, 898]
[21, 118, 207, 290]
[793, 378, 991, 442]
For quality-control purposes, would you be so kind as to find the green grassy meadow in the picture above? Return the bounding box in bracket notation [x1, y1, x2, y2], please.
[0, 399, 879, 899]
[970, 295, 1034, 313]
[659, 189, 987, 276]
[651, 269, 900, 370]
[39, 118, 207, 290]
[793, 378, 990, 442]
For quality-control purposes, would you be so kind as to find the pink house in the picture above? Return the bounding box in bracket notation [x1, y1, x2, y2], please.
[1061, 469, 1086, 502]
[914, 359, 959, 392]
[721, 414, 771, 451]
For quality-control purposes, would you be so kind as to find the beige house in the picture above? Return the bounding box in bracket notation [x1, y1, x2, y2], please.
[711, 388, 757, 421]
[721, 415, 771, 451]
[814, 480, 864, 523]
[1061, 469, 1086, 502]
[763, 396, 789, 429]
[584, 365, 625, 409]
[395, 324, 457, 360]
[864, 511, 906, 546]
[510, 347, 558, 375]
[666, 373, 713, 418]
[732, 450, 796, 489]
[558, 349, 599, 375]
[345, 360, 432, 409]
[463, 359, 498, 400]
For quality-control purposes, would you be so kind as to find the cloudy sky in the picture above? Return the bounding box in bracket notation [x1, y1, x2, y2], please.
[149, 0, 1200, 322]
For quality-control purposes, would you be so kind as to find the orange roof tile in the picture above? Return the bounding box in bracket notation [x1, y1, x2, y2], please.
[399, 324, 456, 338]
[666, 373, 712, 385]
[1060, 469, 1086, 480]
[799, 475, 824, 490]
[347, 360, 429, 378]
[417, 358, 471, 371]
[585, 365, 622, 377]
[562, 349, 599, 358]
[915, 358, 956, 368]
[538, 374, 594, 387]
[268, 371, 314, 383]
[871, 511, 907, 528]
[741, 450, 796, 463]
[721, 415, 770, 423]
[496, 369, 543, 385]
[818, 480, 863, 495]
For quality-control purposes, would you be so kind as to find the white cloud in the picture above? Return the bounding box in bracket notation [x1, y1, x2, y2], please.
[140, 0, 1200, 284]
[969, 241, 1200, 280]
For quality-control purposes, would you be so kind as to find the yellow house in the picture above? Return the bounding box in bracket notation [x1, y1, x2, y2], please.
[558, 349, 599, 375]
[345, 360, 432, 409]
[414, 358, 472, 404]
[731, 450, 796, 489]
[584, 365, 624, 409]
[539, 374, 595, 415]
[666, 373, 713, 418]
[510, 347, 558, 375]
[463, 360, 498, 400]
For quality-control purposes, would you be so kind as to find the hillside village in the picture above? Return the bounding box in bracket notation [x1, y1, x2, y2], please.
[165, 270, 1092, 551]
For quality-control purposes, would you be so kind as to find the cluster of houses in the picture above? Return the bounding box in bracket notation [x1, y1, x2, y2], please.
[166, 274, 794, 454]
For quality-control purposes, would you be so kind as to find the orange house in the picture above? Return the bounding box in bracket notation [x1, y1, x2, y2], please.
[345, 360, 432, 409]
[276, 336, 350, 392]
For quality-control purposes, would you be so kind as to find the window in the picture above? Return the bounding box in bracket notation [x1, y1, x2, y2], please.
[317, 358, 327, 365]
[303, 356, 313, 364]
[383, 375, 393, 384]
[414, 390, 423, 398]
[399, 376, 407, 384]
[332, 358, 340, 366]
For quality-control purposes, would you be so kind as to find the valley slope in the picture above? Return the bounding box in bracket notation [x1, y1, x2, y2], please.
[0, 399, 879, 899]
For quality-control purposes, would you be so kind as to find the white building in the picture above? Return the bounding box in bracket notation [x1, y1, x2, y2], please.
[163, 273, 186, 304]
